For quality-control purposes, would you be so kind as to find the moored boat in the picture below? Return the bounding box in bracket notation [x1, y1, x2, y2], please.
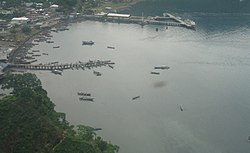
[154, 66, 170, 70]
[79, 97, 94, 102]
[51, 69, 62, 75]
[151, 72, 160, 75]
[82, 41, 94, 45]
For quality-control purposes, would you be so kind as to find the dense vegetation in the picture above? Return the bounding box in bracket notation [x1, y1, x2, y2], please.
[133, 0, 250, 13]
[0, 73, 119, 153]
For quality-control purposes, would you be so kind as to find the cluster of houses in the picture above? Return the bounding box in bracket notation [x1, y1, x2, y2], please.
[0, 2, 61, 37]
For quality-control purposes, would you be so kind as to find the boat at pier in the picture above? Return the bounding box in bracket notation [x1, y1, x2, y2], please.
[82, 41, 94, 45]
[77, 92, 91, 96]
[108, 64, 114, 69]
[32, 50, 40, 52]
[51, 70, 62, 75]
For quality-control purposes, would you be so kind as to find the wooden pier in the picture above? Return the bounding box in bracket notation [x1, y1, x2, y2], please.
[6, 60, 114, 71]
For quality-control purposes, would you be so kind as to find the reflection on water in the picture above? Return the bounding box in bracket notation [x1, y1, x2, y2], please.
[32, 13, 250, 153]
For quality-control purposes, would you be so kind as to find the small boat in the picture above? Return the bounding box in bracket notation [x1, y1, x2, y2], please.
[53, 46, 60, 48]
[32, 54, 41, 57]
[151, 72, 160, 75]
[51, 70, 62, 75]
[132, 96, 140, 100]
[94, 128, 102, 131]
[107, 46, 115, 49]
[50, 61, 59, 64]
[179, 105, 184, 111]
[32, 50, 40, 52]
[108, 64, 114, 69]
[82, 41, 94, 45]
[154, 66, 170, 70]
[248, 136, 250, 141]
[42, 53, 48, 55]
[93, 71, 102, 76]
[46, 40, 54, 43]
[77, 92, 91, 96]
[79, 97, 94, 102]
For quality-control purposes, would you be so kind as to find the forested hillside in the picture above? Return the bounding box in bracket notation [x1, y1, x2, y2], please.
[138, 0, 250, 12]
[0, 73, 119, 153]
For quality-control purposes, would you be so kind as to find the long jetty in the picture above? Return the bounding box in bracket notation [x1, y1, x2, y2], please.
[6, 60, 114, 71]
[81, 12, 195, 29]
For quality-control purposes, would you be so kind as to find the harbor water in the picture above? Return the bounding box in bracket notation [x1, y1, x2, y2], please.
[31, 13, 250, 153]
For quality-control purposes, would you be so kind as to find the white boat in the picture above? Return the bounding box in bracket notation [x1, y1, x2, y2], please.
[51, 70, 62, 75]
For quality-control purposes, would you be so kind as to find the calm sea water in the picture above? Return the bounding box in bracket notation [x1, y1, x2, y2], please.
[31, 13, 250, 153]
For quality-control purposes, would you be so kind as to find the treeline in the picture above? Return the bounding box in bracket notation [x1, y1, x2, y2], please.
[142, 0, 250, 12]
[0, 73, 119, 153]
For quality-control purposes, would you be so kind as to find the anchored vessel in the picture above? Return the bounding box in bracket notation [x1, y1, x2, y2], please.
[107, 46, 115, 49]
[82, 41, 94, 45]
[79, 97, 94, 102]
[154, 66, 170, 70]
[132, 96, 140, 100]
[77, 92, 91, 96]
[151, 72, 160, 75]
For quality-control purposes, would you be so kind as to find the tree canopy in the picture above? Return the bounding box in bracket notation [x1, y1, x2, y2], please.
[0, 73, 119, 153]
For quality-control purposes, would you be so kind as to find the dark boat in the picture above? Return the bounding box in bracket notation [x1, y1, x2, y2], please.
[42, 53, 48, 55]
[79, 97, 94, 102]
[151, 72, 160, 75]
[82, 41, 94, 45]
[50, 61, 59, 64]
[94, 128, 102, 131]
[132, 96, 140, 100]
[108, 64, 114, 69]
[77, 92, 91, 96]
[107, 46, 115, 49]
[46, 40, 54, 43]
[179, 105, 184, 111]
[93, 71, 102, 76]
[53, 46, 60, 48]
[154, 66, 170, 70]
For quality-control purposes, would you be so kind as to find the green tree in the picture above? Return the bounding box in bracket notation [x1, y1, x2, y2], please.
[21, 26, 31, 34]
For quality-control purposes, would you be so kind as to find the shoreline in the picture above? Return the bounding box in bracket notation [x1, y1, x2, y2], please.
[8, 20, 68, 64]
[6, 1, 142, 65]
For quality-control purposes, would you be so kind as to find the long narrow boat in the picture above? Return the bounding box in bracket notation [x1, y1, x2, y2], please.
[82, 41, 94, 45]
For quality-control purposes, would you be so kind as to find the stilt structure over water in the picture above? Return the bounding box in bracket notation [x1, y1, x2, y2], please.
[3, 60, 115, 71]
